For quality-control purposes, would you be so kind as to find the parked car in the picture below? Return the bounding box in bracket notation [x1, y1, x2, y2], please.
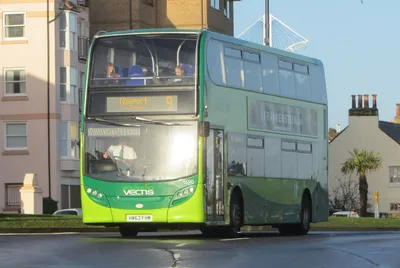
[53, 208, 82, 217]
[332, 211, 359, 218]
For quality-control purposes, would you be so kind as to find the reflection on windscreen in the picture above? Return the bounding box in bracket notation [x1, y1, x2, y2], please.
[84, 121, 198, 181]
[90, 33, 198, 87]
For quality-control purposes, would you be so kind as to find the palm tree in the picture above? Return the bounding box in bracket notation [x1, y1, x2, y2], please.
[341, 148, 382, 217]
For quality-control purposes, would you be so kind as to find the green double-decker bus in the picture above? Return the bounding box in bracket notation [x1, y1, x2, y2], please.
[80, 28, 329, 237]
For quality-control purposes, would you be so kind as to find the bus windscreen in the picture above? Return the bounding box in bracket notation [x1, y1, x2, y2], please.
[89, 33, 198, 88]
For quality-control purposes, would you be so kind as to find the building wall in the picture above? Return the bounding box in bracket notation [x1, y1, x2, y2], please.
[329, 108, 400, 213]
[89, 0, 235, 38]
[0, 0, 89, 212]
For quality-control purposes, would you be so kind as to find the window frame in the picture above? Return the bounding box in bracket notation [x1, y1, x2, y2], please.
[224, 0, 231, 19]
[59, 11, 77, 51]
[3, 12, 26, 41]
[60, 66, 78, 104]
[60, 121, 79, 160]
[210, 0, 220, 10]
[4, 122, 28, 151]
[389, 166, 400, 185]
[3, 67, 27, 96]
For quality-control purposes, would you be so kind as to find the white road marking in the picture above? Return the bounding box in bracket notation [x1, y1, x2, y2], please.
[220, 237, 250, 242]
[175, 243, 187, 247]
[0, 232, 80, 236]
[173, 253, 181, 260]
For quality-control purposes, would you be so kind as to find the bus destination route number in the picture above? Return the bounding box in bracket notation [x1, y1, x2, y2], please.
[126, 215, 153, 222]
[107, 95, 178, 113]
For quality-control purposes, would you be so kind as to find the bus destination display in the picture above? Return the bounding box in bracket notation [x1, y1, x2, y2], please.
[106, 95, 178, 113]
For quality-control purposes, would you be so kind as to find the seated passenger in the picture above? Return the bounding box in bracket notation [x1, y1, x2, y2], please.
[171, 66, 191, 84]
[105, 63, 120, 78]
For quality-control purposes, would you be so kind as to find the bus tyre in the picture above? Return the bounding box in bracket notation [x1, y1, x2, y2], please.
[278, 194, 311, 236]
[119, 226, 138, 237]
[225, 192, 242, 237]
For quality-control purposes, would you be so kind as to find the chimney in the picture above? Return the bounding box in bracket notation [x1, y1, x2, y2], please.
[397, 104, 400, 117]
[364, 94, 369, 108]
[372, 94, 377, 109]
[357, 95, 363, 108]
[336, 124, 341, 133]
[351, 95, 356, 108]
[348, 94, 379, 117]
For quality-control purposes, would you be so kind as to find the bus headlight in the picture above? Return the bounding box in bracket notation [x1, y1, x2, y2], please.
[171, 186, 196, 206]
[84, 186, 110, 208]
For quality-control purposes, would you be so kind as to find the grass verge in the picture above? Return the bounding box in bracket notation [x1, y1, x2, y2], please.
[1, 214, 400, 233]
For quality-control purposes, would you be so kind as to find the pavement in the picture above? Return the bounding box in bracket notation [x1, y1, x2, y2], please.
[0, 230, 399, 268]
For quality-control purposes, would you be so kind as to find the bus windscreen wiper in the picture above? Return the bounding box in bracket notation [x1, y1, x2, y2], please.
[87, 117, 140, 127]
[131, 116, 190, 126]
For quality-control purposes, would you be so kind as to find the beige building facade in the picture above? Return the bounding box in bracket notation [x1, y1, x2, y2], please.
[329, 94, 400, 215]
[0, 0, 90, 213]
[89, 0, 237, 38]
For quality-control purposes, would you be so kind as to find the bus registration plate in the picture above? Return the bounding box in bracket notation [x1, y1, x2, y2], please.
[126, 215, 153, 222]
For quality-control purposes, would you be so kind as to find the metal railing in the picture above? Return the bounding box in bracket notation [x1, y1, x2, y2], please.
[5, 183, 22, 208]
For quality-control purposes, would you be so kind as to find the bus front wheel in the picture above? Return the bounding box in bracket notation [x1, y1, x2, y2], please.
[224, 191, 243, 237]
[119, 226, 138, 237]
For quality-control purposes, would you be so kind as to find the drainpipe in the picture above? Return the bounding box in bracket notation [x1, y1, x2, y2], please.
[46, 0, 52, 198]
[46, 0, 51, 198]
[129, 0, 132, 29]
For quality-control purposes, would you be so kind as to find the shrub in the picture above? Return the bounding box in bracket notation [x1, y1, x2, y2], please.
[43, 197, 58, 214]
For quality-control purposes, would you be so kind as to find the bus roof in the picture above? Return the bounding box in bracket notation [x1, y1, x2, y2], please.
[93, 28, 322, 66]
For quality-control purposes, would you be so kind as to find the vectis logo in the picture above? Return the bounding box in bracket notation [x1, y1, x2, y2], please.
[123, 189, 154, 196]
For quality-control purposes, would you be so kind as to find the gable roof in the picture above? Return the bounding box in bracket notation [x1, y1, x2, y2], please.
[329, 121, 400, 145]
[379, 121, 400, 145]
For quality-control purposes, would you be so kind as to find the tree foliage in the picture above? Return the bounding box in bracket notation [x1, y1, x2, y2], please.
[340, 148, 382, 217]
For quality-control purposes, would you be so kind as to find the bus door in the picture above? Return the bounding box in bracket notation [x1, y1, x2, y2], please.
[205, 128, 225, 222]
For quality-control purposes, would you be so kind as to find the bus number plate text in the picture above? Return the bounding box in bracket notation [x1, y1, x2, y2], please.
[126, 215, 153, 222]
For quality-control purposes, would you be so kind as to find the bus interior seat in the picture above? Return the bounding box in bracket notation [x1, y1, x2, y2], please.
[179, 63, 194, 77]
[125, 65, 145, 86]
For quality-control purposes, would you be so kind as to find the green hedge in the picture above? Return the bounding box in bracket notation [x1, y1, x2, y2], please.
[0, 215, 400, 230]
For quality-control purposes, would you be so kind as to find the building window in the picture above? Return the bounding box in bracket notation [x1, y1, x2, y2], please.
[61, 184, 81, 209]
[389, 166, 400, 184]
[59, 12, 77, 50]
[60, 66, 78, 104]
[4, 69, 26, 95]
[60, 121, 79, 159]
[4, 122, 27, 150]
[224, 0, 231, 19]
[3, 12, 25, 40]
[211, 0, 220, 10]
[4, 183, 23, 208]
[390, 203, 400, 212]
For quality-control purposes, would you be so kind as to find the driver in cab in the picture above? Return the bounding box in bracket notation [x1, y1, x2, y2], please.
[103, 138, 137, 163]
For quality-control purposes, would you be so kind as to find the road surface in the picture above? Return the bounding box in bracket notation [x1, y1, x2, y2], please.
[0, 231, 399, 267]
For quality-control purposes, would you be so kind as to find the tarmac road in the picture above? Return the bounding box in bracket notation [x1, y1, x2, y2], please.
[0, 230, 399, 268]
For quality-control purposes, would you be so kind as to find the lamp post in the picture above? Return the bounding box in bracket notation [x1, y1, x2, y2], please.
[264, 0, 270, 46]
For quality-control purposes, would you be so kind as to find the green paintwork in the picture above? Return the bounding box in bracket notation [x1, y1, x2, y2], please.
[79, 29, 208, 226]
[82, 175, 198, 209]
[80, 28, 329, 229]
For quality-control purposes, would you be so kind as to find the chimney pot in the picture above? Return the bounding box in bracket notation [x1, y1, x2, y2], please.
[372, 94, 377, 109]
[396, 103, 400, 117]
[364, 94, 369, 108]
[357, 95, 363, 108]
[351, 95, 356, 109]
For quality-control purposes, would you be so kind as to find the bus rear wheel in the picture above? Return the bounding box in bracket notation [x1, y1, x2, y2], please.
[119, 226, 138, 237]
[278, 194, 311, 236]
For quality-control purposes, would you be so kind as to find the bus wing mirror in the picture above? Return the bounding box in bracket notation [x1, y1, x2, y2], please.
[199, 121, 210, 137]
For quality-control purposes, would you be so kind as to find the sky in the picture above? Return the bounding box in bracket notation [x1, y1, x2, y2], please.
[234, 0, 400, 129]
